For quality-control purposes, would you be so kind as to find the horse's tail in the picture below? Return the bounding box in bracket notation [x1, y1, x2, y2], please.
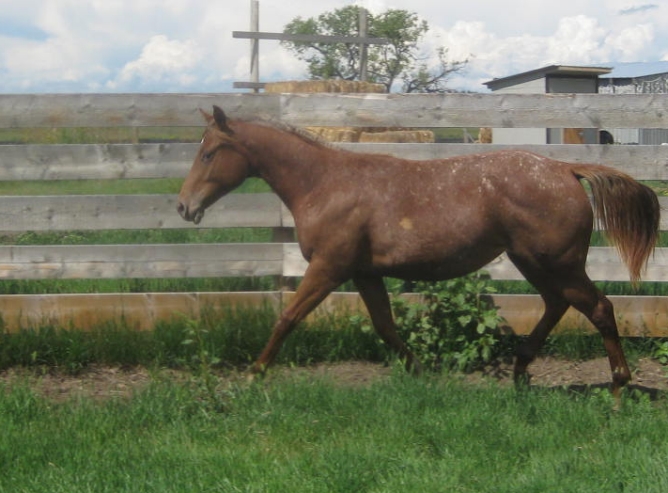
[572, 165, 660, 284]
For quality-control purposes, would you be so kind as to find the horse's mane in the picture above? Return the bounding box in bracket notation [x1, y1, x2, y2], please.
[241, 116, 333, 149]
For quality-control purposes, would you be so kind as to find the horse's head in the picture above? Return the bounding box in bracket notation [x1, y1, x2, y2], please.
[177, 106, 251, 224]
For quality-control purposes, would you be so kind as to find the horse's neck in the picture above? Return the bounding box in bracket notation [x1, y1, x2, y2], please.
[238, 123, 328, 210]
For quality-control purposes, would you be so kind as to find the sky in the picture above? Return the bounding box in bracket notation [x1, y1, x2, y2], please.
[1, 0, 667, 94]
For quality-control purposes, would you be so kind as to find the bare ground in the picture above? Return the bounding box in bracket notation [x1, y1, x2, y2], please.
[1, 357, 666, 402]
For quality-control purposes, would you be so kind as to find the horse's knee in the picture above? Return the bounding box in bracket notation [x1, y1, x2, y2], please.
[590, 296, 615, 327]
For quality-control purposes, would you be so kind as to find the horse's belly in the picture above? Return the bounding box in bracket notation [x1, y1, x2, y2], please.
[369, 245, 504, 281]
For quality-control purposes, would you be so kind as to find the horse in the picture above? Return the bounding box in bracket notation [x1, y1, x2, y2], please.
[177, 105, 660, 395]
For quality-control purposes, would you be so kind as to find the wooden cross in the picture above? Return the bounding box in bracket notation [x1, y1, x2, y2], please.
[233, 1, 389, 91]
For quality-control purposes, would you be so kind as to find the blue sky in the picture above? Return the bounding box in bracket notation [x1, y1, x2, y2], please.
[1, 0, 666, 93]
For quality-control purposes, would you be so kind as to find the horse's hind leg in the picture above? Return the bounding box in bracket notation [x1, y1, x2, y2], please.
[507, 253, 571, 384]
[561, 280, 631, 395]
[354, 275, 423, 374]
[513, 292, 569, 385]
[510, 252, 631, 395]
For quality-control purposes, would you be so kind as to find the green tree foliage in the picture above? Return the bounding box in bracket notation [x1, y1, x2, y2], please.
[282, 6, 467, 93]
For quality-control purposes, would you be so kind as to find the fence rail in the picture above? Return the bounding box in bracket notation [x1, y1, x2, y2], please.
[0, 92, 667, 336]
[2, 142, 668, 180]
[2, 93, 667, 128]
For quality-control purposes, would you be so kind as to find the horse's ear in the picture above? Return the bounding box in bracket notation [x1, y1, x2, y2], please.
[212, 105, 234, 135]
[199, 108, 213, 123]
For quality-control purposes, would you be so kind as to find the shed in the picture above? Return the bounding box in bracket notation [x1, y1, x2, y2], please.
[597, 61, 668, 145]
[484, 65, 611, 145]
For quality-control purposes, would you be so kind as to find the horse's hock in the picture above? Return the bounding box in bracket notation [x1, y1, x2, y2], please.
[263, 80, 435, 143]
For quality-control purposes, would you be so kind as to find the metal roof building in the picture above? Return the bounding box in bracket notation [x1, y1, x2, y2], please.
[484, 63, 668, 145]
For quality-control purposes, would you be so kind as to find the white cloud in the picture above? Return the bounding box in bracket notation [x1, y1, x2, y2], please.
[0, 0, 667, 93]
[113, 35, 203, 89]
[430, 14, 658, 90]
[605, 24, 654, 61]
[547, 15, 607, 63]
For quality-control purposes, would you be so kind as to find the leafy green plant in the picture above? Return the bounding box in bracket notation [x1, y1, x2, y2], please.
[180, 317, 228, 412]
[652, 339, 668, 365]
[391, 273, 504, 372]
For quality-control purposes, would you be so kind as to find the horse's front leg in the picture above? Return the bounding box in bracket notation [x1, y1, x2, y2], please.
[251, 259, 343, 375]
[354, 275, 423, 375]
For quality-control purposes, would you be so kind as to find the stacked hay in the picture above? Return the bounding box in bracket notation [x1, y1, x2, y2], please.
[264, 80, 385, 94]
[477, 127, 492, 143]
[359, 130, 434, 143]
[264, 80, 435, 143]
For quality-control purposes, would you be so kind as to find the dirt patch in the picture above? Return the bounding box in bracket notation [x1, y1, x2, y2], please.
[1, 357, 666, 402]
[460, 356, 668, 392]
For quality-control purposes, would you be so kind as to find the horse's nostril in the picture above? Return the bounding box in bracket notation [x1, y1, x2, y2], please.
[176, 202, 187, 218]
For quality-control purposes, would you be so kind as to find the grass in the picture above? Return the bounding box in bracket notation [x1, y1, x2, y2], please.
[1, 370, 667, 492]
[0, 305, 387, 372]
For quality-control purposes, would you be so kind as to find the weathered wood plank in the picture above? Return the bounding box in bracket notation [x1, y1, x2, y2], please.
[0, 243, 284, 279]
[479, 247, 668, 282]
[341, 143, 668, 180]
[280, 93, 668, 128]
[0, 291, 665, 336]
[492, 294, 668, 337]
[2, 93, 667, 129]
[0, 93, 278, 128]
[283, 244, 668, 282]
[0, 191, 665, 234]
[0, 143, 199, 180]
[0, 292, 283, 332]
[4, 243, 667, 281]
[3, 142, 668, 181]
[0, 194, 283, 231]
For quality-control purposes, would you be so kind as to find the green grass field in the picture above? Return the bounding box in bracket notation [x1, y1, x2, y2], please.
[1, 369, 667, 493]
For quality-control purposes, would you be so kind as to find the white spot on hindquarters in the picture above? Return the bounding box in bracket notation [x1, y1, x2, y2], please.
[399, 217, 413, 230]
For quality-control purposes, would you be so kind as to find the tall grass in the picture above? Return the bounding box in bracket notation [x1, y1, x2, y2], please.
[0, 305, 388, 372]
[1, 370, 667, 493]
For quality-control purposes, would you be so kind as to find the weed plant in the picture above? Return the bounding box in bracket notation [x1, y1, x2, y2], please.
[391, 274, 504, 371]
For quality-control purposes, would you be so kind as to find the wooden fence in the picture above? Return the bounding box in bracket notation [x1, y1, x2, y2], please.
[0, 93, 667, 336]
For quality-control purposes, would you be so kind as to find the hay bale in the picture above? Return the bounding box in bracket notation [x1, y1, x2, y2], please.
[477, 127, 492, 143]
[264, 80, 386, 94]
[359, 130, 435, 143]
[305, 126, 361, 142]
[265, 80, 438, 144]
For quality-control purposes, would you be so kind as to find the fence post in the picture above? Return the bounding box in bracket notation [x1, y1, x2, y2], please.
[272, 227, 297, 291]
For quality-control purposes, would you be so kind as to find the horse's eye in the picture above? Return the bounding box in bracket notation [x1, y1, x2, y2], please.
[201, 150, 215, 163]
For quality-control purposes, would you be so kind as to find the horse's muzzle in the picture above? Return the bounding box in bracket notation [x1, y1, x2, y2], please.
[177, 201, 205, 225]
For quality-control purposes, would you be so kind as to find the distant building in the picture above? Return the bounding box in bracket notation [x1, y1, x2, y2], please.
[484, 62, 668, 145]
[484, 65, 611, 145]
[597, 61, 668, 145]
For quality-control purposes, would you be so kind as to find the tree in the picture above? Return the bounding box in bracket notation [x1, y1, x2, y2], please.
[282, 6, 467, 93]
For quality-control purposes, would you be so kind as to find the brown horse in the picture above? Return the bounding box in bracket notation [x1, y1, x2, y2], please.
[177, 105, 660, 394]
